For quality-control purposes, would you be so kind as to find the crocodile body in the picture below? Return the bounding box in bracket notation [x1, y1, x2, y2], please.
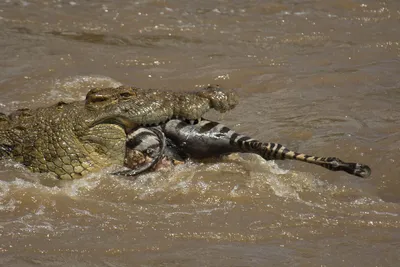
[124, 119, 371, 178]
[0, 85, 238, 179]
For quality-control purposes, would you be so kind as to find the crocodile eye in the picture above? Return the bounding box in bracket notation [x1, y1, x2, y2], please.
[119, 92, 133, 98]
[89, 95, 109, 103]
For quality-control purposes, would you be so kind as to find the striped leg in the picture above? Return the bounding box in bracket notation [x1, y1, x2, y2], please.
[242, 142, 371, 178]
[162, 119, 371, 178]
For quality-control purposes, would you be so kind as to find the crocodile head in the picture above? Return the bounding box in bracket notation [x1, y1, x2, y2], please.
[0, 85, 238, 179]
[85, 85, 238, 129]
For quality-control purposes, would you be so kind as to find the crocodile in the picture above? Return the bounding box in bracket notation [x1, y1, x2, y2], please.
[121, 119, 371, 178]
[0, 85, 238, 179]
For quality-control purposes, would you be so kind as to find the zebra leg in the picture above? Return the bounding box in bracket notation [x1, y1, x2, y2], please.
[162, 119, 371, 178]
[251, 143, 371, 178]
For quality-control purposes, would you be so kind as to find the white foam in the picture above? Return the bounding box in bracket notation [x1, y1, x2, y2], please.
[62, 173, 101, 197]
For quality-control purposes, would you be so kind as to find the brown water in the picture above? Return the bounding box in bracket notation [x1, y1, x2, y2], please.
[1, 0, 400, 266]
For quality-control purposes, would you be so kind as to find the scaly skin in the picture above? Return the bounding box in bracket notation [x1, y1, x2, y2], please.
[0, 85, 238, 179]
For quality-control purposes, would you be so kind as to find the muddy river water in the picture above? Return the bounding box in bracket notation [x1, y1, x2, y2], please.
[0, 0, 400, 266]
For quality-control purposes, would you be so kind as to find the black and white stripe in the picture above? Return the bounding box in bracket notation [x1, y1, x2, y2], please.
[120, 119, 371, 178]
[114, 127, 166, 177]
[126, 127, 162, 157]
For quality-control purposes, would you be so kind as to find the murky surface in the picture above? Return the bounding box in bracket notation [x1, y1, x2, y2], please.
[1, 0, 400, 266]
